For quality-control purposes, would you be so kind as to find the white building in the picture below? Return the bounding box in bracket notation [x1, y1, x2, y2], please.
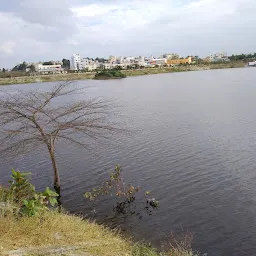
[138, 56, 145, 62]
[117, 56, 124, 64]
[70, 54, 100, 71]
[150, 58, 167, 65]
[35, 63, 63, 73]
[210, 53, 229, 62]
[103, 63, 112, 69]
[248, 61, 256, 66]
[138, 61, 147, 67]
[78, 58, 90, 70]
[78, 58, 100, 71]
[125, 57, 136, 63]
[70, 54, 81, 70]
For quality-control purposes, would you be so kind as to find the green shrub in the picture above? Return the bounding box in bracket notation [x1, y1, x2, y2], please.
[94, 70, 127, 79]
[0, 169, 58, 217]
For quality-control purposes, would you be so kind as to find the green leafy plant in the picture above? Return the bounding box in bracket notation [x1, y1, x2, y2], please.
[9, 169, 35, 205]
[1, 169, 59, 217]
[21, 187, 58, 216]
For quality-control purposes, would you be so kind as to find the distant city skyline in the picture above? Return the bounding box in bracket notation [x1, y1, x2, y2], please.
[2, 50, 255, 70]
[1, 0, 256, 67]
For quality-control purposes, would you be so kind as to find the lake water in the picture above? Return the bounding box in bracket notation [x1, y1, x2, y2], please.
[1, 68, 256, 255]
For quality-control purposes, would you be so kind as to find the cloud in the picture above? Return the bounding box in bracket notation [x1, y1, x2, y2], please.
[68, 0, 256, 56]
[0, 0, 256, 67]
[0, 41, 16, 54]
[71, 4, 118, 18]
[8, 0, 74, 27]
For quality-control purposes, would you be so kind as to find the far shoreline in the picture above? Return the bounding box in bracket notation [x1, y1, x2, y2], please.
[0, 62, 246, 86]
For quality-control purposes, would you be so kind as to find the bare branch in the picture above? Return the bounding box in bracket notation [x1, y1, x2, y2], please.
[0, 81, 123, 189]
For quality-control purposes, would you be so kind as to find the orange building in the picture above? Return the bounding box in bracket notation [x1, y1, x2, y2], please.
[166, 57, 192, 65]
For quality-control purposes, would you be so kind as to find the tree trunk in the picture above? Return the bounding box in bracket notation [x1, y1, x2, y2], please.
[50, 150, 60, 188]
[47, 144, 60, 189]
[48, 146, 62, 206]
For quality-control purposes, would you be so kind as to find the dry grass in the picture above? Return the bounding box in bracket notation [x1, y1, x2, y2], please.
[0, 210, 199, 256]
[0, 211, 132, 256]
[0, 73, 95, 85]
[0, 210, 200, 256]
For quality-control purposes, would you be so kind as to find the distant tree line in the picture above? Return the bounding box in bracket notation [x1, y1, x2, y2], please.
[12, 61, 27, 71]
[95, 57, 107, 63]
[11, 62, 36, 73]
[43, 61, 54, 65]
[229, 53, 256, 61]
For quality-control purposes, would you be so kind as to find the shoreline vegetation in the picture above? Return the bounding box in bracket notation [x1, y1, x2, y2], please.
[0, 62, 246, 85]
[0, 210, 197, 256]
[0, 211, 197, 256]
[94, 70, 127, 80]
[0, 170, 197, 256]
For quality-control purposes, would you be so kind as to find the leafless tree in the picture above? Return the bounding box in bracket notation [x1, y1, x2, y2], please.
[0, 81, 120, 194]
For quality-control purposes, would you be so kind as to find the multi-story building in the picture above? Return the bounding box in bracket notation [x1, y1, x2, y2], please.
[78, 58, 90, 70]
[138, 61, 147, 67]
[117, 56, 124, 64]
[150, 58, 167, 66]
[86, 64, 98, 71]
[35, 63, 64, 74]
[70, 54, 100, 71]
[70, 54, 81, 70]
[125, 57, 136, 63]
[209, 53, 229, 62]
[104, 63, 112, 69]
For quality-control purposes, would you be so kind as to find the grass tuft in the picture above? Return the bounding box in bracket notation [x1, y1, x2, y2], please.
[132, 243, 159, 256]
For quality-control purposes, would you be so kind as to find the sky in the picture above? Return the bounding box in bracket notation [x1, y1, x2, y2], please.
[0, 0, 256, 68]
